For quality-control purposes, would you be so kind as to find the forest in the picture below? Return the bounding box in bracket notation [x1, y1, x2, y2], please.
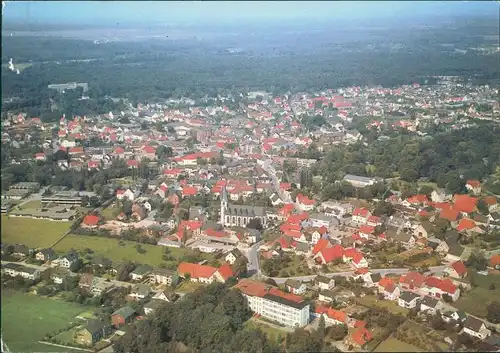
[311, 123, 500, 198]
[112, 282, 335, 353]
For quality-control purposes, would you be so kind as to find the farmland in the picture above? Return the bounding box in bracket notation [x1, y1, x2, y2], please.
[1, 290, 89, 352]
[453, 272, 500, 318]
[1, 215, 70, 248]
[53, 234, 213, 267]
[355, 295, 409, 316]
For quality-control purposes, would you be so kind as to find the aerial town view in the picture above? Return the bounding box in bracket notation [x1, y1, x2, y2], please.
[1, 1, 499, 353]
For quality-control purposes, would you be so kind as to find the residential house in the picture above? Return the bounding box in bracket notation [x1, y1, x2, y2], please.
[315, 275, 335, 290]
[130, 264, 152, 281]
[75, 319, 112, 346]
[82, 214, 101, 229]
[111, 306, 136, 328]
[296, 193, 315, 211]
[79, 273, 94, 292]
[398, 291, 421, 309]
[489, 255, 500, 270]
[129, 284, 152, 300]
[60, 252, 79, 268]
[284, 279, 307, 295]
[177, 262, 233, 284]
[442, 310, 467, 324]
[149, 268, 175, 286]
[50, 267, 70, 284]
[143, 299, 166, 316]
[12, 244, 32, 257]
[116, 188, 135, 201]
[225, 249, 245, 265]
[318, 289, 336, 303]
[345, 327, 374, 349]
[377, 277, 401, 300]
[309, 213, 338, 228]
[152, 290, 178, 302]
[35, 248, 57, 262]
[463, 316, 492, 339]
[465, 180, 482, 194]
[352, 208, 370, 224]
[446, 261, 468, 279]
[420, 296, 442, 315]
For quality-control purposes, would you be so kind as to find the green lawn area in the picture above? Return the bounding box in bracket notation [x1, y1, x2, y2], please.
[53, 234, 213, 267]
[2, 62, 33, 72]
[245, 318, 287, 344]
[54, 325, 81, 345]
[176, 281, 205, 293]
[374, 337, 423, 352]
[355, 295, 409, 316]
[100, 205, 118, 220]
[1, 215, 71, 248]
[1, 291, 91, 352]
[454, 272, 500, 318]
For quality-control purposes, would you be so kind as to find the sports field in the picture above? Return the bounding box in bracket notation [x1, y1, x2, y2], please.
[1, 215, 70, 248]
[1, 290, 90, 352]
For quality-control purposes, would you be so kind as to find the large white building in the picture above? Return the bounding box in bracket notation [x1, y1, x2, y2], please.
[235, 279, 310, 328]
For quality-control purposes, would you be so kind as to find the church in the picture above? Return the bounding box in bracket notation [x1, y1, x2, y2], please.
[220, 186, 267, 227]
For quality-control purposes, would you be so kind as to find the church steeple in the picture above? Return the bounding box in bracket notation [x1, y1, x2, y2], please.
[220, 182, 228, 225]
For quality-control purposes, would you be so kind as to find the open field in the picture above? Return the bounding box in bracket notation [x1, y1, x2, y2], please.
[374, 337, 423, 352]
[100, 205, 118, 220]
[1, 215, 70, 248]
[394, 320, 449, 351]
[355, 295, 409, 315]
[53, 234, 213, 267]
[1, 291, 90, 352]
[2, 62, 33, 72]
[454, 272, 500, 318]
[176, 281, 205, 293]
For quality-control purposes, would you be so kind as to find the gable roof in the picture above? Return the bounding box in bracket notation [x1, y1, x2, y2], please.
[112, 306, 135, 319]
[451, 261, 468, 276]
[177, 262, 217, 279]
[464, 316, 485, 332]
[217, 263, 234, 281]
[420, 295, 439, 308]
[399, 291, 420, 303]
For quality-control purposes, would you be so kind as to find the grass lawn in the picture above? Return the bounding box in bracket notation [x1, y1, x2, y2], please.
[2, 62, 33, 72]
[454, 272, 500, 318]
[355, 295, 409, 316]
[176, 281, 205, 293]
[54, 326, 81, 345]
[276, 254, 313, 277]
[395, 320, 448, 352]
[374, 337, 423, 352]
[100, 205, 118, 220]
[1, 291, 91, 352]
[1, 215, 71, 248]
[53, 234, 213, 267]
[245, 318, 287, 344]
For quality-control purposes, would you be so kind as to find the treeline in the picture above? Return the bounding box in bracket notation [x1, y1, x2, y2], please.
[312, 124, 500, 195]
[113, 282, 337, 353]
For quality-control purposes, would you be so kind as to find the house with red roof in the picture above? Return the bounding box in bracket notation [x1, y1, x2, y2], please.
[489, 255, 500, 270]
[377, 277, 401, 300]
[352, 208, 370, 224]
[87, 160, 100, 170]
[359, 225, 375, 239]
[343, 248, 368, 268]
[113, 147, 125, 158]
[322, 308, 348, 326]
[181, 186, 198, 198]
[346, 327, 373, 348]
[440, 208, 460, 222]
[314, 244, 345, 265]
[446, 261, 468, 279]
[35, 152, 46, 161]
[126, 159, 139, 168]
[116, 188, 135, 201]
[163, 168, 183, 178]
[456, 218, 484, 234]
[453, 194, 478, 215]
[312, 237, 333, 256]
[177, 262, 233, 284]
[465, 180, 482, 194]
[82, 214, 101, 228]
[296, 194, 315, 211]
[366, 215, 382, 227]
[140, 145, 157, 160]
[422, 276, 460, 301]
[403, 194, 429, 208]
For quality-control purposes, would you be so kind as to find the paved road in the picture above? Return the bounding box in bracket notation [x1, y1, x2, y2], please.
[270, 265, 448, 284]
[246, 240, 264, 275]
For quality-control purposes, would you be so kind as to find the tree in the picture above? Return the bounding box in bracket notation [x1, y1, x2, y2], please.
[317, 315, 326, 340]
[117, 261, 135, 281]
[487, 301, 500, 324]
[442, 294, 453, 303]
[69, 259, 83, 273]
[326, 324, 348, 341]
[477, 199, 490, 214]
[246, 218, 263, 231]
[372, 201, 394, 216]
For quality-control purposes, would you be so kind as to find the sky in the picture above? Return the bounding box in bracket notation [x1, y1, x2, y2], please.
[2, 1, 498, 26]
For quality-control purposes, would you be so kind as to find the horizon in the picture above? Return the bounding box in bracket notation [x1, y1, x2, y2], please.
[2, 1, 499, 26]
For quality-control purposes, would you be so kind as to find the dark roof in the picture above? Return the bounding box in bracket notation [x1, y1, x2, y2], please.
[226, 204, 265, 217]
[132, 264, 152, 276]
[421, 296, 439, 308]
[399, 291, 420, 303]
[316, 275, 332, 284]
[427, 240, 439, 250]
[485, 334, 500, 347]
[319, 289, 336, 298]
[263, 293, 308, 310]
[112, 306, 136, 319]
[228, 248, 245, 259]
[370, 273, 382, 283]
[85, 319, 110, 335]
[144, 299, 166, 312]
[464, 316, 485, 332]
[284, 279, 303, 289]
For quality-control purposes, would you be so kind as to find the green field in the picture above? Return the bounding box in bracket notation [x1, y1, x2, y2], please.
[53, 234, 212, 267]
[1, 215, 70, 248]
[1, 291, 90, 352]
[17, 200, 42, 209]
[374, 337, 423, 352]
[355, 295, 409, 315]
[454, 272, 500, 318]
[245, 318, 287, 344]
[1, 62, 33, 72]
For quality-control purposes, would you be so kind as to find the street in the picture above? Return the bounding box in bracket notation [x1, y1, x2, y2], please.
[245, 240, 264, 275]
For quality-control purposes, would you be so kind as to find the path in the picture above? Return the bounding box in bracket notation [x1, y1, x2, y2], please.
[37, 340, 93, 352]
[246, 240, 264, 275]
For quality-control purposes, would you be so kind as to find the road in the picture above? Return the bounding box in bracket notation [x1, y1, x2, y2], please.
[269, 265, 448, 284]
[246, 240, 264, 275]
[260, 159, 300, 211]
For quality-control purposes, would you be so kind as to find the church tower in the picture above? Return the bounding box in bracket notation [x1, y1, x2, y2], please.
[220, 184, 228, 225]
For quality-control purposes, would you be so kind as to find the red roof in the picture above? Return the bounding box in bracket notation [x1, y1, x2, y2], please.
[359, 225, 375, 234]
[142, 145, 156, 154]
[312, 237, 331, 255]
[217, 263, 234, 280]
[235, 279, 304, 304]
[484, 196, 498, 206]
[378, 277, 394, 290]
[319, 245, 345, 263]
[325, 308, 347, 323]
[353, 208, 369, 217]
[490, 255, 500, 267]
[127, 159, 139, 167]
[83, 215, 100, 226]
[69, 146, 84, 154]
[451, 261, 468, 276]
[297, 193, 315, 206]
[407, 194, 429, 204]
[367, 215, 381, 224]
[114, 147, 125, 154]
[164, 168, 182, 175]
[352, 327, 373, 346]
[456, 218, 476, 231]
[177, 262, 217, 279]
[400, 271, 426, 288]
[453, 194, 478, 214]
[440, 208, 460, 222]
[182, 186, 198, 197]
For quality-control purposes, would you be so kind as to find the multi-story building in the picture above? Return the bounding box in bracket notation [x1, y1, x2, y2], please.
[235, 279, 310, 328]
[220, 187, 267, 227]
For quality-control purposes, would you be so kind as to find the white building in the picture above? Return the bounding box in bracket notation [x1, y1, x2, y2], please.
[463, 316, 491, 339]
[235, 279, 310, 328]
